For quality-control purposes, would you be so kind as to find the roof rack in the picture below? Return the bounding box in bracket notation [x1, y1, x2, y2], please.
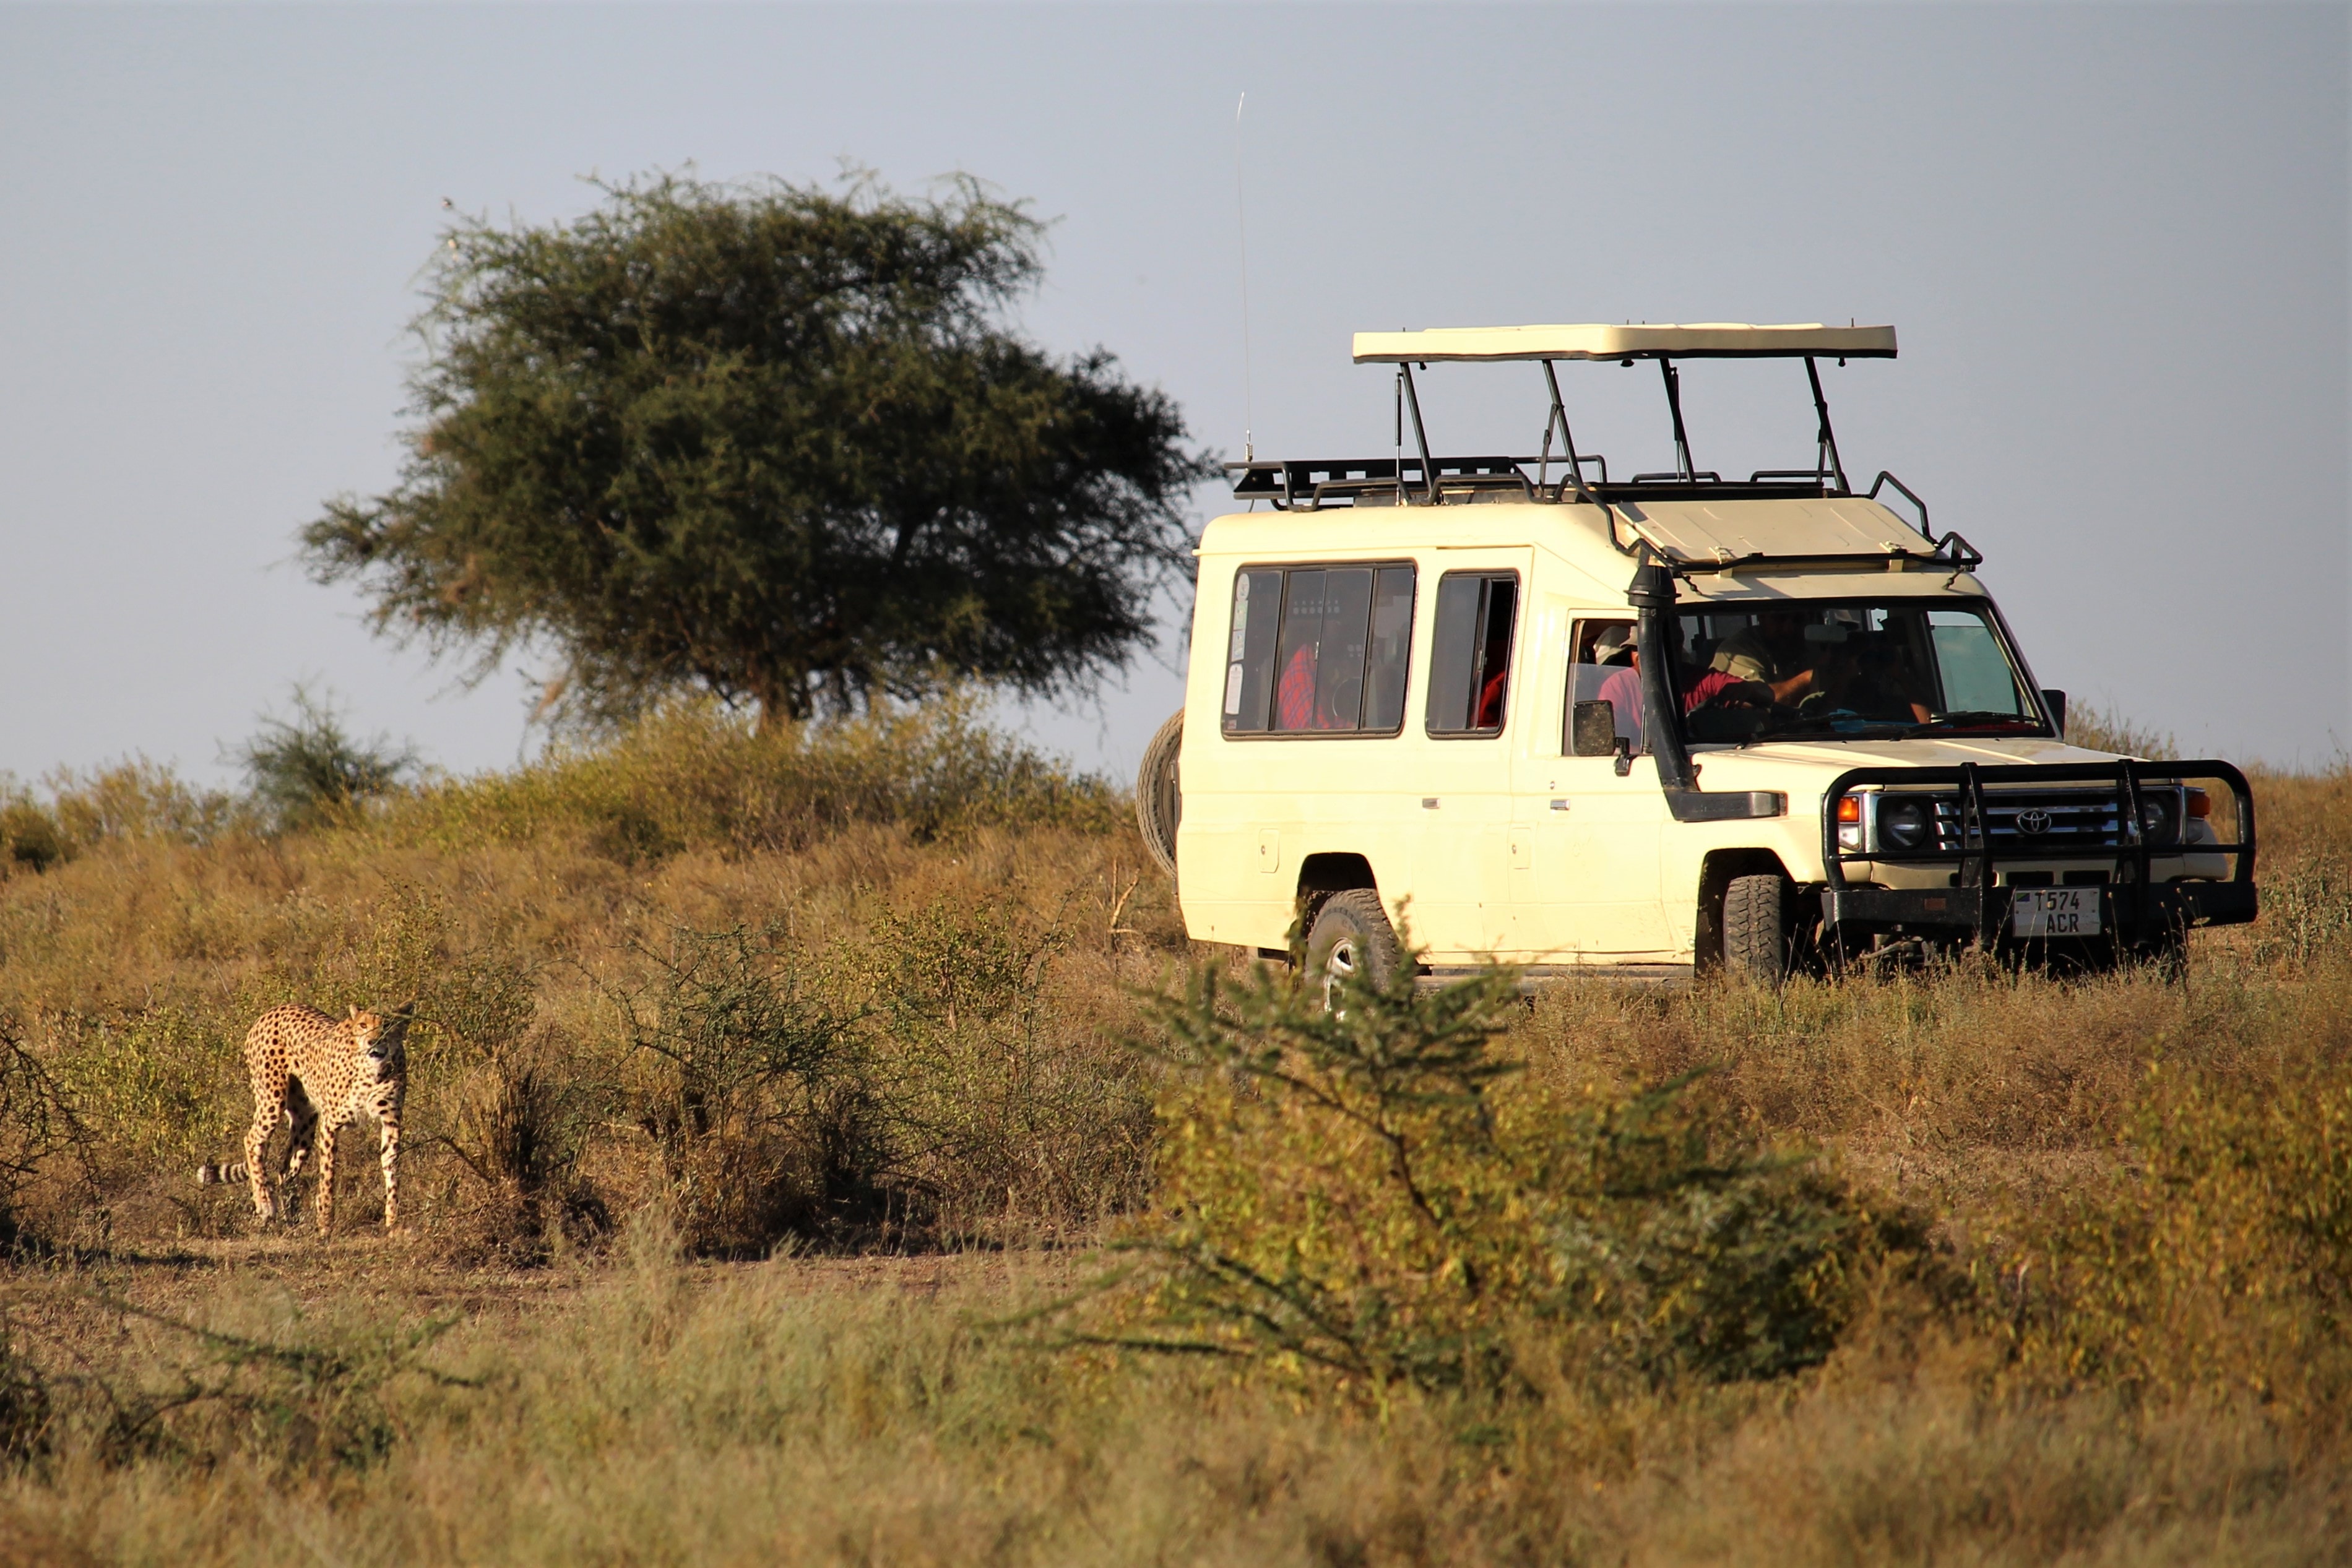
[1235, 319, 1900, 515]
[1223, 457, 1849, 510]
[1228, 455, 1527, 507]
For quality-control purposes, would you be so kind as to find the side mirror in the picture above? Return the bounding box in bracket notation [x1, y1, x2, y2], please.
[2041, 688, 2067, 737]
[1571, 700, 1618, 757]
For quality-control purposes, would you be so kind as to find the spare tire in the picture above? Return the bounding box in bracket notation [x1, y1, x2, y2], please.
[1135, 709, 1184, 877]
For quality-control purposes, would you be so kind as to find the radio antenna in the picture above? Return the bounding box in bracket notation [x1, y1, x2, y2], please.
[1234, 92, 1255, 462]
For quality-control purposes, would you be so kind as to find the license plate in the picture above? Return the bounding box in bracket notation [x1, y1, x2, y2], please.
[2012, 887, 2101, 937]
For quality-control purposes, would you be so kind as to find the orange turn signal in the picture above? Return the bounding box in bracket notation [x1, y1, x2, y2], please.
[1836, 795, 1862, 824]
[2186, 788, 2211, 819]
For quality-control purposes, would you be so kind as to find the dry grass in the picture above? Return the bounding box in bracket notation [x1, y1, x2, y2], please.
[0, 706, 2347, 1564]
[0, 704, 1175, 1257]
[1, 1234, 2342, 1566]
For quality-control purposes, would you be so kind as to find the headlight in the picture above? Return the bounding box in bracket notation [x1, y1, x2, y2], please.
[1880, 798, 1930, 851]
[2138, 791, 2179, 846]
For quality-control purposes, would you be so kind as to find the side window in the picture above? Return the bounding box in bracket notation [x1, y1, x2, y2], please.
[1566, 619, 1642, 754]
[1222, 570, 1284, 732]
[1222, 562, 1417, 736]
[1424, 572, 1520, 736]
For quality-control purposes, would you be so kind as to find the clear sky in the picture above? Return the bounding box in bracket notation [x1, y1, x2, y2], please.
[1, 2, 2345, 791]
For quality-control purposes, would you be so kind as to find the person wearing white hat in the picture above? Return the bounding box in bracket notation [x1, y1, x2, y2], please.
[1594, 632, 1646, 752]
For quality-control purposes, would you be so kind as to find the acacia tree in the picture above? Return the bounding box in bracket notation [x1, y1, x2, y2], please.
[304, 172, 1214, 728]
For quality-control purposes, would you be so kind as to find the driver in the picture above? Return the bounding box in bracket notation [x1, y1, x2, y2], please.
[1709, 610, 1819, 707]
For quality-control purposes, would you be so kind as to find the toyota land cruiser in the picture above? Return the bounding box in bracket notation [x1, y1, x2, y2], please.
[1133, 323, 2255, 994]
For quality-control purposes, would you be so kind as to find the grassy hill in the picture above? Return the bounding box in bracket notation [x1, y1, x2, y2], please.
[0, 704, 2346, 1564]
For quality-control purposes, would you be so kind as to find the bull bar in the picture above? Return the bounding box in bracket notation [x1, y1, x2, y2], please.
[1816, 760, 2258, 949]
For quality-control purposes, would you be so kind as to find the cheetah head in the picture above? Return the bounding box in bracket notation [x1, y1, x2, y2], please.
[347, 1006, 407, 1079]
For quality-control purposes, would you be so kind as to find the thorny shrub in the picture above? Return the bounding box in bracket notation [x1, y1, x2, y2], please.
[233, 686, 422, 835]
[613, 925, 880, 1255]
[4, 1289, 473, 1477]
[1088, 955, 1932, 1403]
[0, 1023, 96, 1252]
[858, 897, 1154, 1228]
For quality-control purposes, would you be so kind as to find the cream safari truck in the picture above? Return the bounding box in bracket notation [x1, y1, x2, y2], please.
[1132, 323, 2256, 994]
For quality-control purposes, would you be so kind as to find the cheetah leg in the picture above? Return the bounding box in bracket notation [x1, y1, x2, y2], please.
[244, 1109, 279, 1222]
[280, 1086, 319, 1219]
[378, 1111, 401, 1232]
[241, 1101, 279, 1222]
[312, 1118, 341, 1237]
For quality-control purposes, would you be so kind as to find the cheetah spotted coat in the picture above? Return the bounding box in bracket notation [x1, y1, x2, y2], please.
[219, 1004, 410, 1233]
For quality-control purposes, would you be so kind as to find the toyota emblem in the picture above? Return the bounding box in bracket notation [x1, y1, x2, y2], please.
[2017, 808, 2052, 835]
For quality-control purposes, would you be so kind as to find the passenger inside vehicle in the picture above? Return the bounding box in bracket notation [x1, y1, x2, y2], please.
[1676, 601, 2039, 741]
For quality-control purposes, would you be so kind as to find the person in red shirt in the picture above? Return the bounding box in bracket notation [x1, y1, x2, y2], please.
[1681, 665, 1766, 712]
[1276, 643, 1320, 728]
[1472, 667, 1508, 729]
[1597, 640, 1770, 754]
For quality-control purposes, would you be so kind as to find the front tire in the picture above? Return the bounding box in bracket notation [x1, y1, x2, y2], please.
[1722, 872, 1794, 983]
[1304, 889, 1405, 1010]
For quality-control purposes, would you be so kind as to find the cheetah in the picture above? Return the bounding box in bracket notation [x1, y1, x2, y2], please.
[199, 1004, 411, 1234]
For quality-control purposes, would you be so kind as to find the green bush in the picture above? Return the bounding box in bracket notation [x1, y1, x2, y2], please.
[0, 788, 66, 874]
[1096, 957, 1927, 1401]
[858, 896, 1154, 1228]
[383, 692, 1116, 859]
[1996, 1064, 2352, 1412]
[0, 763, 240, 876]
[234, 687, 418, 834]
[48, 1007, 238, 1174]
[613, 925, 880, 1254]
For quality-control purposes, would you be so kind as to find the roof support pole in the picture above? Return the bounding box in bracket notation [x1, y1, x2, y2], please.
[1399, 362, 1438, 504]
[1805, 356, 1849, 495]
[1393, 370, 1405, 504]
[1659, 358, 1694, 480]
[1533, 360, 1609, 505]
[1538, 359, 1596, 502]
[1536, 364, 1554, 493]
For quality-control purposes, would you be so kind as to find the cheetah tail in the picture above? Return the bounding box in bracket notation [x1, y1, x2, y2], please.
[196, 1162, 251, 1187]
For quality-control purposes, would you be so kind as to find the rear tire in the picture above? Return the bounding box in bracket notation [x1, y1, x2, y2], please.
[1305, 889, 1404, 1011]
[1723, 873, 1793, 983]
[1135, 709, 1184, 878]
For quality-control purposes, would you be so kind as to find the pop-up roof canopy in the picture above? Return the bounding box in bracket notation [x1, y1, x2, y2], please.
[1351, 322, 1897, 364]
[1231, 318, 1945, 549]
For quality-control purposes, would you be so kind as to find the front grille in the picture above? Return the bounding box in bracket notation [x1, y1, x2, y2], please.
[1882, 788, 2127, 854]
[1947, 788, 2124, 851]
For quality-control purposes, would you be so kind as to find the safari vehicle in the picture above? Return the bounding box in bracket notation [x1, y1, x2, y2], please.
[1133, 322, 2257, 991]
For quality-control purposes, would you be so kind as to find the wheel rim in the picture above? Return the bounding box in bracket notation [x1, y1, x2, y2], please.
[1322, 936, 1359, 1012]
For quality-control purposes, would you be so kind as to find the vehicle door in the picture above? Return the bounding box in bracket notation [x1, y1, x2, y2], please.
[1513, 613, 1674, 958]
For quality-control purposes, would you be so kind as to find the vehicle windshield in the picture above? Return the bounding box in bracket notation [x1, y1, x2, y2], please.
[1669, 600, 2047, 744]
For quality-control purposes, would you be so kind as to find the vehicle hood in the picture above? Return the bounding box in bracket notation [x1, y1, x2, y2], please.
[1690, 736, 2137, 795]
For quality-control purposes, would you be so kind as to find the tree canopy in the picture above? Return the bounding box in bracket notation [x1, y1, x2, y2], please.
[303, 172, 1215, 728]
